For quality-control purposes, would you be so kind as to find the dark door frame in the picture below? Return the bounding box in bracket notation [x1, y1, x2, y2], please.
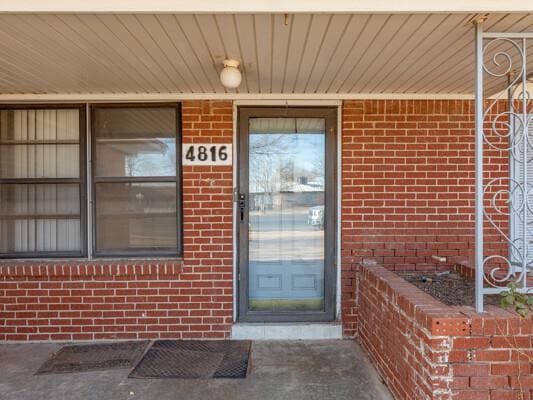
[237, 106, 338, 322]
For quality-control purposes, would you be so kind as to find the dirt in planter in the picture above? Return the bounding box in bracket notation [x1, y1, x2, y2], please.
[396, 271, 501, 307]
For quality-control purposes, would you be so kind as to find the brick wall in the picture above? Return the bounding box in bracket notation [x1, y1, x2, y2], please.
[340, 99, 509, 337]
[342, 100, 477, 272]
[0, 100, 234, 341]
[0, 263, 184, 341]
[181, 100, 234, 338]
[0, 98, 515, 342]
[359, 264, 533, 400]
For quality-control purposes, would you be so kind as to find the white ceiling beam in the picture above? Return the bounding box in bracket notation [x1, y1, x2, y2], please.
[0, 93, 475, 102]
[1, 0, 532, 14]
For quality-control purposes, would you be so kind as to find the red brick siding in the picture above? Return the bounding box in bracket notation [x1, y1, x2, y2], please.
[0, 100, 234, 341]
[342, 100, 477, 271]
[359, 264, 532, 400]
[181, 100, 234, 338]
[0, 263, 184, 341]
[0, 98, 517, 345]
[341, 99, 510, 337]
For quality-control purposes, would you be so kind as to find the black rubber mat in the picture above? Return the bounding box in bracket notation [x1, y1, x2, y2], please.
[129, 340, 251, 379]
[36, 341, 150, 374]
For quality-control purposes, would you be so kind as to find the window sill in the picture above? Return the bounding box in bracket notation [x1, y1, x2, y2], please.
[0, 256, 183, 264]
[0, 258, 183, 279]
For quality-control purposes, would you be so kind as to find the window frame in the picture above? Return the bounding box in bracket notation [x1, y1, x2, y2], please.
[90, 103, 182, 258]
[0, 103, 88, 259]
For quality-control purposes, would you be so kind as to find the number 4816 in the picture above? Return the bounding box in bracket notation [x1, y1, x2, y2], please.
[185, 145, 229, 163]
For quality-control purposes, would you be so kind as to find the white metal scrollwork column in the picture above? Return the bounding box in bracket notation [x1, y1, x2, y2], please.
[475, 22, 533, 312]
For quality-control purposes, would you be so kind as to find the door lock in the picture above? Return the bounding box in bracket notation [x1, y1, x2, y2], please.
[239, 194, 246, 221]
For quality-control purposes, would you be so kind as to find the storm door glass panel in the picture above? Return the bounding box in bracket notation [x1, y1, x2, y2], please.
[248, 118, 325, 311]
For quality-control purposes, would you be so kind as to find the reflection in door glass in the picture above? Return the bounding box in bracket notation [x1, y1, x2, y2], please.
[248, 118, 325, 311]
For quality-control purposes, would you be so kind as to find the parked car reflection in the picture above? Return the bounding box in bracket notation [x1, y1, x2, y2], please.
[307, 205, 324, 228]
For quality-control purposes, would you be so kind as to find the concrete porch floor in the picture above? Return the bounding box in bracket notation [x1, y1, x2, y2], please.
[0, 340, 392, 400]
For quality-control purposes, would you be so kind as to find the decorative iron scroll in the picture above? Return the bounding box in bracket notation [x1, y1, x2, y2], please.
[476, 27, 533, 312]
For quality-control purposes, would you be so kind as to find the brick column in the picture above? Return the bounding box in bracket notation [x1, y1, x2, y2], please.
[181, 100, 234, 338]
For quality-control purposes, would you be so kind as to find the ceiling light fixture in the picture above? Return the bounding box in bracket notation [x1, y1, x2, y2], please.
[220, 59, 242, 89]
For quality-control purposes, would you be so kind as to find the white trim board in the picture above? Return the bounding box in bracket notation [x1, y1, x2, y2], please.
[1, 1, 532, 14]
[0, 93, 475, 103]
[232, 102, 238, 322]
[336, 105, 342, 319]
[234, 100, 342, 106]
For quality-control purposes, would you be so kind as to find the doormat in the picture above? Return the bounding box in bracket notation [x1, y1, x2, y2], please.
[36, 341, 150, 374]
[128, 340, 251, 379]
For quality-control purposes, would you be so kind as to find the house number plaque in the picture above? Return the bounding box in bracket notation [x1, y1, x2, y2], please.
[182, 144, 232, 166]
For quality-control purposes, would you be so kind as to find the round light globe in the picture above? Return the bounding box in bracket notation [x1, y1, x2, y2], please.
[220, 60, 242, 89]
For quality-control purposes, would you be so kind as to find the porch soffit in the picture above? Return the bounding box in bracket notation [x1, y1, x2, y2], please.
[0, 12, 531, 99]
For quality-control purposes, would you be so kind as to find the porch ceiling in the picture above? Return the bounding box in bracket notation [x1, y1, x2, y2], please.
[0, 12, 532, 98]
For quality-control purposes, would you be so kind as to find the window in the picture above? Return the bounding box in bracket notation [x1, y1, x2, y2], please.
[0, 106, 86, 258]
[91, 105, 181, 257]
[0, 103, 181, 260]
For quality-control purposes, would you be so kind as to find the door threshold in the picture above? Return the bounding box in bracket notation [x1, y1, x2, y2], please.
[231, 322, 342, 340]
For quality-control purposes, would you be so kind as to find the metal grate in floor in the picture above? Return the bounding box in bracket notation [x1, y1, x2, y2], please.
[128, 340, 251, 379]
[36, 341, 150, 375]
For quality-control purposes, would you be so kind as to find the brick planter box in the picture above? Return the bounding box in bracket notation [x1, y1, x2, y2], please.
[358, 264, 533, 400]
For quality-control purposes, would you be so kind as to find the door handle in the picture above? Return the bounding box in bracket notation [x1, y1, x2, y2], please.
[239, 194, 246, 221]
